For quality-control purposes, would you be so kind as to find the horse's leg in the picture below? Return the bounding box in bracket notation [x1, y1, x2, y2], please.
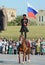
[22, 52, 26, 63]
[18, 51, 21, 63]
[28, 49, 30, 62]
[25, 47, 28, 61]
[28, 53, 30, 61]
[22, 52, 25, 63]
[25, 55, 27, 61]
[23, 52, 24, 62]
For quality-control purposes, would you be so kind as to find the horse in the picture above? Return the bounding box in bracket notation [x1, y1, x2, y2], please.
[18, 35, 30, 63]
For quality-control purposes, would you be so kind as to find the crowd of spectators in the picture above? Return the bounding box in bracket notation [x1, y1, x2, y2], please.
[0, 37, 45, 55]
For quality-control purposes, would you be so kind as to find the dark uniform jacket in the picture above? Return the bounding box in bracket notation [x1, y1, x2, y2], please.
[20, 18, 29, 32]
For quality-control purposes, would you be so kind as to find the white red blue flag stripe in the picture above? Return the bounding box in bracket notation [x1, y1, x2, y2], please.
[27, 3, 38, 18]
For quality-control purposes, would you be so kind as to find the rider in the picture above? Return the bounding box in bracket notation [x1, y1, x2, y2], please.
[20, 14, 29, 39]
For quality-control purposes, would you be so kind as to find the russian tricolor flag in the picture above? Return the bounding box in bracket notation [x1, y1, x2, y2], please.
[27, 3, 38, 18]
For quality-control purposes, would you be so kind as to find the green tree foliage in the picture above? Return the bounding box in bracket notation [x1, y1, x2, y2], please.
[15, 15, 23, 25]
[7, 15, 37, 26]
[28, 19, 37, 26]
[7, 20, 16, 26]
[7, 15, 23, 26]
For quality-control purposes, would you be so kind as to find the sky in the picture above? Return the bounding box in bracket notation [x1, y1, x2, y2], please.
[0, 0, 45, 15]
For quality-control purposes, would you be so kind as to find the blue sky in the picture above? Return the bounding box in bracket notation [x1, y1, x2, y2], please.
[0, 0, 45, 15]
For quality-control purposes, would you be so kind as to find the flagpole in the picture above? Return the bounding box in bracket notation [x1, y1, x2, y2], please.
[26, 0, 28, 18]
[25, 0, 30, 25]
[26, 0, 30, 20]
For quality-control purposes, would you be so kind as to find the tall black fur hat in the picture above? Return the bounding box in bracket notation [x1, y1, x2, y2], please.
[23, 14, 26, 16]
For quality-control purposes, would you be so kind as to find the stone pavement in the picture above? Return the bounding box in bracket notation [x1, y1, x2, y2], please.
[0, 54, 45, 65]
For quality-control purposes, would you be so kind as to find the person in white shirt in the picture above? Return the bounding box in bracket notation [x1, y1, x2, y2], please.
[0, 38, 3, 53]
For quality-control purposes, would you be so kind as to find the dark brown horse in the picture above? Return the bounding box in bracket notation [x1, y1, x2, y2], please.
[18, 35, 30, 63]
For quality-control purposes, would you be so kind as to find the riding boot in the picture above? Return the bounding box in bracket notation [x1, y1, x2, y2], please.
[24, 32, 27, 39]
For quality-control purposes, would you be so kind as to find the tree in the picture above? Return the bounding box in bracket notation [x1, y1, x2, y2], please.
[28, 18, 37, 26]
[15, 15, 23, 25]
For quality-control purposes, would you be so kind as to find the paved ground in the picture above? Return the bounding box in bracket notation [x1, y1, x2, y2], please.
[0, 54, 45, 65]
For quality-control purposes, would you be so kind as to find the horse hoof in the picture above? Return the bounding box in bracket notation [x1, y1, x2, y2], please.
[22, 61, 24, 64]
[28, 60, 30, 62]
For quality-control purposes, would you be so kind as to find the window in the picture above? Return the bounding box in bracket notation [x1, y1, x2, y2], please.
[39, 16, 41, 22]
[39, 16, 44, 22]
[11, 12, 15, 17]
[43, 16, 45, 21]
[42, 16, 43, 22]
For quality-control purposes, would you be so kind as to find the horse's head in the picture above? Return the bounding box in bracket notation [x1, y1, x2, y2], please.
[19, 35, 24, 42]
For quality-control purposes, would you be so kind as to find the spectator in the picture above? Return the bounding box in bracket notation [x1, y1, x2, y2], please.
[2, 43, 5, 54]
[8, 44, 12, 54]
[0, 38, 3, 53]
[5, 40, 9, 54]
[31, 39, 36, 55]
[14, 43, 17, 54]
[36, 39, 41, 55]
[0, 37, 45, 55]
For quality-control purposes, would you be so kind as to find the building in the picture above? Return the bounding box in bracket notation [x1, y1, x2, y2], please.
[28, 10, 45, 25]
[5, 8, 16, 22]
[36, 10, 45, 25]
[0, 7, 16, 30]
